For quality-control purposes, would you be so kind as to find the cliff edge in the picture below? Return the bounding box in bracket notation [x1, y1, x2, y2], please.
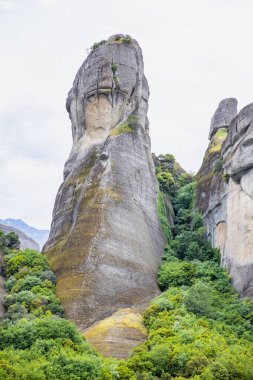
[196, 98, 253, 300]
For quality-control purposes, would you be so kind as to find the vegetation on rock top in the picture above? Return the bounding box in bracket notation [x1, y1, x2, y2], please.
[90, 35, 132, 51]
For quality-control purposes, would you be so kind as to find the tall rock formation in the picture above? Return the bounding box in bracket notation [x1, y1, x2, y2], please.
[196, 98, 253, 300]
[44, 35, 165, 357]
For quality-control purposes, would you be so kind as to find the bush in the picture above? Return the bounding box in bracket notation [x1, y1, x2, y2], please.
[184, 282, 217, 318]
[158, 261, 195, 290]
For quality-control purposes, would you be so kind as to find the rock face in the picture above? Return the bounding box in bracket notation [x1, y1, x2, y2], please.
[44, 35, 165, 358]
[196, 98, 253, 299]
[209, 98, 237, 139]
[0, 224, 40, 251]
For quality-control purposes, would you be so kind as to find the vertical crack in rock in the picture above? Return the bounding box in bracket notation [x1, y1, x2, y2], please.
[43, 35, 166, 358]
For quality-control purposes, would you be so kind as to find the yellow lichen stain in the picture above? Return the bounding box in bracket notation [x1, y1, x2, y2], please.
[207, 128, 227, 155]
[56, 274, 90, 304]
[109, 122, 133, 136]
[84, 308, 147, 358]
[45, 157, 125, 330]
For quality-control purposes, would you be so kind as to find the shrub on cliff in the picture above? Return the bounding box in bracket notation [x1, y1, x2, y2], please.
[0, 242, 102, 379]
[0, 231, 20, 252]
[121, 175, 253, 379]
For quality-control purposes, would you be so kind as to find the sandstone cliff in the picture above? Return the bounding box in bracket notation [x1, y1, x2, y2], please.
[44, 35, 166, 357]
[196, 98, 253, 299]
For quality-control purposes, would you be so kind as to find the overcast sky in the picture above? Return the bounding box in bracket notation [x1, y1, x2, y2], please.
[1, 0, 253, 229]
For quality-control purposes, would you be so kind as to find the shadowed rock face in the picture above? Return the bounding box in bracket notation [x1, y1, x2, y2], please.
[197, 99, 253, 300]
[44, 35, 165, 357]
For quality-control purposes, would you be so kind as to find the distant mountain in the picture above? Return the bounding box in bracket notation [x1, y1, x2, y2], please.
[0, 219, 49, 250]
[0, 224, 40, 251]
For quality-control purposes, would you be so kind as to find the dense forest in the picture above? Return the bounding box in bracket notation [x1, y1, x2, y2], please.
[0, 154, 252, 379]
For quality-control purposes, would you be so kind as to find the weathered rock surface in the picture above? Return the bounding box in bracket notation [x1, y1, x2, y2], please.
[84, 307, 147, 359]
[44, 35, 166, 357]
[209, 98, 237, 139]
[0, 224, 40, 251]
[197, 99, 253, 299]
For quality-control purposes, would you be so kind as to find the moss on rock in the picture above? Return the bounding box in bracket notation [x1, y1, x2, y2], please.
[84, 308, 147, 358]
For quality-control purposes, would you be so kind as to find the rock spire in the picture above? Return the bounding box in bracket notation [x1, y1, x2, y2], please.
[43, 35, 166, 357]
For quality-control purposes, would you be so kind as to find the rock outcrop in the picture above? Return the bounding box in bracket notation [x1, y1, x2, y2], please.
[44, 35, 165, 358]
[0, 224, 40, 251]
[196, 98, 253, 300]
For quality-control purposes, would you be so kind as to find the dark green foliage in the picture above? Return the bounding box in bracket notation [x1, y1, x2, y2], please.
[213, 158, 223, 173]
[155, 154, 193, 196]
[125, 284, 253, 379]
[127, 115, 138, 128]
[0, 231, 20, 252]
[111, 63, 118, 74]
[157, 191, 172, 241]
[91, 40, 107, 50]
[222, 172, 230, 183]
[184, 281, 217, 318]
[39, 269, 56, 284]
[0, 317, 84, 350]
[192, 210, 203, 230]
[167, 228, 220, 262]
[111, 62, 120, 86]
[0, 240, 102, 379]
[112, 34, 132, 43]
[158, 261, 196, 289]
[156, 171, 174, 191]
[2, 249, 63, 320]
[126, 163, 253, 379]
[172, 182, 196, 234]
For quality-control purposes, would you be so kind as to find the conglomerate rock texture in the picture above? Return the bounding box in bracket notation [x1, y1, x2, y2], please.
[44, 35, 165, 358]
[196, 98, 253, 300]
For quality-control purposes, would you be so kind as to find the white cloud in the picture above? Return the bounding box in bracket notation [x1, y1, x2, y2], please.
[37, 0, 59, 6]
[0, 0, 15, 11]
[0, 103, 71, 228]
[1, 0, 253, 227]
